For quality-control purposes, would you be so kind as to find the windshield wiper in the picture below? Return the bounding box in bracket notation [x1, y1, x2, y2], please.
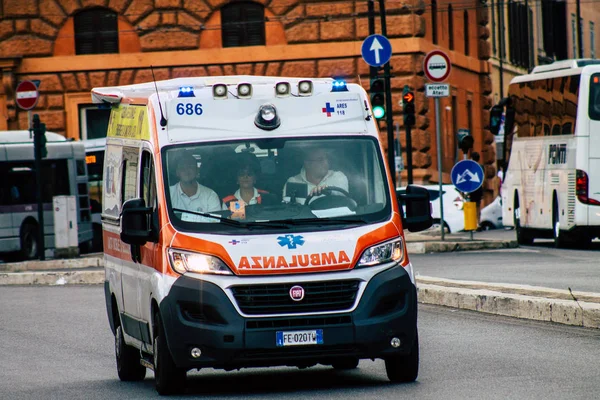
[275, 217, 369, 226]
[172, 208, 290, 229]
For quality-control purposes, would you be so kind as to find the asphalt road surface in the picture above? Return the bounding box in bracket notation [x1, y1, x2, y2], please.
[411, 237, 600, 293]
[1, 286, 599, 399]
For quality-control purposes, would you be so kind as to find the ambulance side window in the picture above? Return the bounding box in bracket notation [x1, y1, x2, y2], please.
[103, 143, 123, 219]
[140, 151, 157, 210]
[121, 147, 139, 203]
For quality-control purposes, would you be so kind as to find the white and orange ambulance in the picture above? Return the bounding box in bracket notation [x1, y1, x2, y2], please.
[93, 76, 432, 395]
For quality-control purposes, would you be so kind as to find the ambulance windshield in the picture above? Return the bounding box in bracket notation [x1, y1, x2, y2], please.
[163, 137, 391, 232]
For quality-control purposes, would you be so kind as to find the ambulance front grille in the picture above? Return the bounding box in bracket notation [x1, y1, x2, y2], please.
[231, 280, 360, 315]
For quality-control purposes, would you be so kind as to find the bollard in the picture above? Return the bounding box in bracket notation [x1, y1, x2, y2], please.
[464, 201, 478, 239]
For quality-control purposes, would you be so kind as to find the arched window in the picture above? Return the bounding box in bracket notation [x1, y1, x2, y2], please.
[74, 8, 119, 55]
[221, 2, 265, 48]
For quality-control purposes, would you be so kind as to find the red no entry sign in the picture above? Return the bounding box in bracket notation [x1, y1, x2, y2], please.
[15, 80, 39, 110]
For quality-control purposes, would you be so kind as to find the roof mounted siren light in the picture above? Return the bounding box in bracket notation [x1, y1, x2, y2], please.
[297, 80, 313, 96]
[255, 104, 281, 131]
[275, 82, 291, 97]
[178, 86, 195, 98]
[331, 78, 348, 92]
[213, 84, 228, 99]
[237, 83, 253, 99]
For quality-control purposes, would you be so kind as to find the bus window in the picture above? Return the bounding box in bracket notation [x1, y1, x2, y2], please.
[590, 73, 600, 120]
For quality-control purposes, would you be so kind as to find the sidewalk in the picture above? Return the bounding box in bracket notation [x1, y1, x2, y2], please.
[1, 230, 598, 329]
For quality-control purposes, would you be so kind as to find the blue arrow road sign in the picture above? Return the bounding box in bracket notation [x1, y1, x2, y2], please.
[451, 159, 484, 193]
[361, 34, 392, 67]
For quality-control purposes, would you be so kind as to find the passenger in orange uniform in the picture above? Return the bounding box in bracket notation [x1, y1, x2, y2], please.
[222, 154, 269, 213]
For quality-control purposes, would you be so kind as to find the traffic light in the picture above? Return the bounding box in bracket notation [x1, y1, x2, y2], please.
[457, 130, 474, 154]
[402, 89, 416, 126]
[370, 77, 385, 119]
[489, 104, 503, 135]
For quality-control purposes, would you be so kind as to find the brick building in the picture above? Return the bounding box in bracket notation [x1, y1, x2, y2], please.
[0, 0, 495, 201]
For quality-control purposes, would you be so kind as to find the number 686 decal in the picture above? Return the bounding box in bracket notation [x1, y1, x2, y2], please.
[176, 103, 203, 115]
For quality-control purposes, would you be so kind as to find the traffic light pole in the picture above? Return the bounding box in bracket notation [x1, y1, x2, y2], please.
[33, 114, 45, 260]
[378, 0, 396, 188]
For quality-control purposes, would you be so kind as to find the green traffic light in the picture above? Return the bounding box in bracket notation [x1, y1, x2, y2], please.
[373, 106, 385, 119]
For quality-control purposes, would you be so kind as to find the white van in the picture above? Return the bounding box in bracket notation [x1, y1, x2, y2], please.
[94, 76, 432, 395]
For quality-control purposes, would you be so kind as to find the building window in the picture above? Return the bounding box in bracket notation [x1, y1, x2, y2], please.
[591, 22, 596, 59]
[432, 0, 438, 45]
[507, 1, 531, 69]
[571, 14, 577, 58]
[463, 11, 469, 56]
[221, 2, 265, 48]
[74, 8, 118, 55]
[448, 4, 454, 50]
[79, 105, 110, 140]
[541, 0, 567, 61]
[467, 99, 473, 134]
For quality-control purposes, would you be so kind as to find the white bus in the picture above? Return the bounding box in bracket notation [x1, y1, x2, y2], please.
[500, 59, 600, 247]
[83, 138, 106, 252]
[0, 131, 94, 259]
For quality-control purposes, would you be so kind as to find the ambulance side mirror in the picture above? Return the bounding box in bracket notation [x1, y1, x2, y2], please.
[397, 185, 433, 232]
[121, 198, 153, 246]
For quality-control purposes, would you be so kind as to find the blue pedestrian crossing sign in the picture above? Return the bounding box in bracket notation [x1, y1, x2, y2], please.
[451, 159, 484, 193]
[361, 34, 392, 67]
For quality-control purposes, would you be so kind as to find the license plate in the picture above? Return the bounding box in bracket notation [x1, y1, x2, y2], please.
[276, 329, 323, 347]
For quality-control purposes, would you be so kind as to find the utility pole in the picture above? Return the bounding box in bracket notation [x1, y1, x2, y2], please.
[32, 114, 46, 260]
[378, 0, 396, 188]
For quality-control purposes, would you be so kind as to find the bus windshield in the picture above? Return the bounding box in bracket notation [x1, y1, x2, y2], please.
[163, 137, 391, 232]
[590, 73, 600, 120]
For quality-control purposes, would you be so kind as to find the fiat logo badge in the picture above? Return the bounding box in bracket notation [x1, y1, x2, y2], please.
[289, 285, 305, 301]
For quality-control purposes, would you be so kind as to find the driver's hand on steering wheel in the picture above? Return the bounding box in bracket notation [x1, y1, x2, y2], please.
[310, 185, 328, 196]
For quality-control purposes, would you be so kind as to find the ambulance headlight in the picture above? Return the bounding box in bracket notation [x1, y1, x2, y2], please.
[168, 248, 233, 275]
[275, 82, 291, 97]
[254, 104, 281, 130]
[237, 83, 252, 98]
[356, 238, 404, 267]
[213, 84, 228, 99]
[298, 80, 313, 96]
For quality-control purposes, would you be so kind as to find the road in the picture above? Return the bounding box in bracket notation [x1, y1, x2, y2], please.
[1, 286, 599, 399]
[412, 229, 600, 293]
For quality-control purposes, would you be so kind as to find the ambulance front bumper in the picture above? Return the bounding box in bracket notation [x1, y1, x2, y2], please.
[159, 263, 418, 371]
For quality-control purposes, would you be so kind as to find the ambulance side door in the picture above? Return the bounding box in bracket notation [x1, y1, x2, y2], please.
[137, 147, 159, 340]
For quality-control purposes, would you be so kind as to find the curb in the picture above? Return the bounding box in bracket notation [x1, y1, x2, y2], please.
[0, 254, 103, 273]
[416, 277, 600, 330]
[406, 239, 518, 254]
[0, 270, 105, 286]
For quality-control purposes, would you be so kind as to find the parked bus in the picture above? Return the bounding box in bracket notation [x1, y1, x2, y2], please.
[83, 138, 106, 252]
[0, 131, 94, 259]
[499, 59, 600, 247]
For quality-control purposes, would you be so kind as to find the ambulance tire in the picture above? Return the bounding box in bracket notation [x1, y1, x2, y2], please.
[154, 313, 186, 395]
[385, 332, 419, 383]
[332, 358, 359, 370]
[115, 325, 146, 381]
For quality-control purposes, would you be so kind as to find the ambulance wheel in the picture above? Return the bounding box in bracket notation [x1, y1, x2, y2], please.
[154, 312, 186, 395]
[385, 332, 419, 383]
[115, 325, 146, 381]
[332, 358, 359, 370]
[20, 223, 39, 260]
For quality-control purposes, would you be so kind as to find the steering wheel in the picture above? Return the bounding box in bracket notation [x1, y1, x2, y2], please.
[304, 186, 357, 211]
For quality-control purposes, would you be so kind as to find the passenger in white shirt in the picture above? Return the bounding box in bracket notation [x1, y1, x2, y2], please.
[169, 153, 221, 219]
[283, 148, 348, 204]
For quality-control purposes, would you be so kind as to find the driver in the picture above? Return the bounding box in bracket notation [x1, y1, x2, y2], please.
[169, 152, 221, 213]
[283, 148, 348, 204]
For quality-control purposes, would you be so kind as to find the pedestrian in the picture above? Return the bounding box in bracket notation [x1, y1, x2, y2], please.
[469, 151, 484, 231]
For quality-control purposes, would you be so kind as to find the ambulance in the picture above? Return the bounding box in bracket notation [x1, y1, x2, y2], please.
[93, 75, 432, 395]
